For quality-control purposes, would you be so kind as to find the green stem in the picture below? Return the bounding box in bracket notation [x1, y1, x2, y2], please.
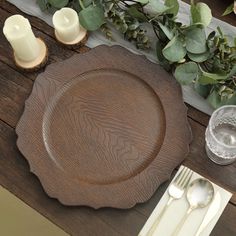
[120, 0, 130, 7]
[152, 25, 161, 41]
[79, 0, 85, 9]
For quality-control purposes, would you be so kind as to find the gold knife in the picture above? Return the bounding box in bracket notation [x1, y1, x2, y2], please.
[195, 191, 221, 236]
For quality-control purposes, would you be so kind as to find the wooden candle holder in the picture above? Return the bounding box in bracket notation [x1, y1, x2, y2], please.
[14, 38, 48, 72]
[54, 27, 88, 49]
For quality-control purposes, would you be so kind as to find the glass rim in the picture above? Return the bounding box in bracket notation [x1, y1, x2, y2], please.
[209, 105, 236, 149]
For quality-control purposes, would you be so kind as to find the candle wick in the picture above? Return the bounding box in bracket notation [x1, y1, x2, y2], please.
[14, 25, 20, 31]
[63, 15, 70, 24]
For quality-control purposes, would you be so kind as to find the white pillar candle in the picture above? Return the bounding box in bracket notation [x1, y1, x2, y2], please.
[53, 8, 80, 43]
[3, 15, 40, 62]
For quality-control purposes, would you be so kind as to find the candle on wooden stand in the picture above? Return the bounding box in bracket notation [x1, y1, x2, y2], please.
[3, 14, 39, 62]
[3, 14, 48, 71]
[53, 8, 87, 46]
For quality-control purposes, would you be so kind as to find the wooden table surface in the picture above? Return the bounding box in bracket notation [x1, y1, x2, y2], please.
[0, 0, 235, 235]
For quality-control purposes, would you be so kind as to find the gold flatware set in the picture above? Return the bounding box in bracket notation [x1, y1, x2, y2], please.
[141, 167, 220, 236]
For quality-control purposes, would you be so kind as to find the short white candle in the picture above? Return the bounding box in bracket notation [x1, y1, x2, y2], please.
[53, 8, 80, 43]
[3, 15, 40, 62]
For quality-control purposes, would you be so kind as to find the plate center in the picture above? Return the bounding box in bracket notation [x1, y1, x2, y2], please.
[43, 69, 166, 184]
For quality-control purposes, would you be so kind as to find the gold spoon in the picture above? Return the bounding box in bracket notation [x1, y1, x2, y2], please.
[172, 178, 214, 236]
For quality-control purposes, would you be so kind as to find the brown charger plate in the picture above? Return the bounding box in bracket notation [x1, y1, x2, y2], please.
[16, 45, 191, 209]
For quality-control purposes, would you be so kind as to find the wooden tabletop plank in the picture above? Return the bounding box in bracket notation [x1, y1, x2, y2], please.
[0, 62, 32, 127]
[186, 105, 210, 127]
[211, 204, 236, 236]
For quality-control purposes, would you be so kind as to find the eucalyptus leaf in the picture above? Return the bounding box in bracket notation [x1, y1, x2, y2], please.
[37, 0, 48, 11]
[48, 0, 68, 8]
[228, 65, 236, 78]
[191, 2, 212, 27]
[207, 89, 221, 109]
[158, 22, 174, 40]
[120, 23, 128, 33]
[198, 74, 219, 85]
[174, 62, 199, 85]
[47, 6, 57, 14]
[148, 0, 170, 14]
[156, 41, 165, 61]
[128, 21, 139, 30]
[135, 0, 149, 4]
[201, 71, 229, 81]
[198, 69, 230, 85]
[225, 35, 236, 47]
[127, 6, 147, 22]
[83, 0, 93, 8]
[207, 89, 236, 109]
[194, 81, 211, 98]
[185, 27, 207, 54]
[159, 27, 168, 41]
[187, 50, 210, 62]
[162, 36, 186, 62]
[79, 5, 105, 31]
[217, 26, 223, 37]
[71, 0, 82, 12]
[222, 3, 234, 16]
[225, 93, 236, 105]
[156, 41, 171, 71]
[229, 52, 236, 60]
[165, 0, 179, 16]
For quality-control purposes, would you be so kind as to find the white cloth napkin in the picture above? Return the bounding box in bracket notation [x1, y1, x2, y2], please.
[6, 0, 236, 115]
[139, 165, 232, 236]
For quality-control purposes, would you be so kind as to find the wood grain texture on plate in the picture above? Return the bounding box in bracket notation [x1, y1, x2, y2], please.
[16, 45, 191, 208]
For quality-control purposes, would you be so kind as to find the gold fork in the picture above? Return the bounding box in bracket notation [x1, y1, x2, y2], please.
[146, 166, 193, 236]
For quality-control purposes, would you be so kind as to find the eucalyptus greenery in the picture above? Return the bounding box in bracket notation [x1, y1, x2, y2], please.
[223, 1, 236, 16]
[37, 0, 236, 109]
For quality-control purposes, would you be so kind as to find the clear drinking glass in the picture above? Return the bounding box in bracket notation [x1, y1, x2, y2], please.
[205, 105, 236, 165]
